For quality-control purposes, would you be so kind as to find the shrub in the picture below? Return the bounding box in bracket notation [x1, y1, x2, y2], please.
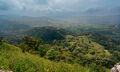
[46, 49, 61, 61]
[19, 36, 41, 52]
[37, 45, 49, 57]
[89, 63, 106, 72]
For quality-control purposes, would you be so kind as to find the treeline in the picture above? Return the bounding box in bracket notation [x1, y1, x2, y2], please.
[0, 34, 117, 72]
[17, 35, 115, 68]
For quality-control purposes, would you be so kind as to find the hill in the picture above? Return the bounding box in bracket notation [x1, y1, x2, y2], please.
[61, 15, 120, 25]
[1, 15, 120, 26]
[25, 26, 66, 42]
[0, 42, 110, 72]
[52, 35, 112, 66]
[0, 20, 30, 34]
[0, 15, 69, 27]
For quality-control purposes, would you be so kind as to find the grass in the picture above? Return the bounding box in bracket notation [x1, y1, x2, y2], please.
[0, 43, 110, 72]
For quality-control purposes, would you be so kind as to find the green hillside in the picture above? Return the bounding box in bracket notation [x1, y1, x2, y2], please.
[0, 25, 118, 72]
[0, 42, 110, 72]
[52, 35, 112, 66]
[20, 27, 114, 67]
[25, 26, 66, 42]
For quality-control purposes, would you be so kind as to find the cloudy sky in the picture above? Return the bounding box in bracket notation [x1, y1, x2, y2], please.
[0, 0, 120, 16]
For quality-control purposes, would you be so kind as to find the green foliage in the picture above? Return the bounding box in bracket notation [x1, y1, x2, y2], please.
[111, 51, 120, 63]
[19, 36, 40, 52]
[17, 35, 113, 69]
[37, 44, 49, 57]
[25, 26, 65, 42]
[46, 49, 61, 61]
[89, 63, 106, 72]
[52, 35, 112, 66]
[0, 37, 3, 45]
[19, 43, 30, 52]
[0, 42, 110, 72]
[0, 21, 120, 72]
[1, 24, 118, 72]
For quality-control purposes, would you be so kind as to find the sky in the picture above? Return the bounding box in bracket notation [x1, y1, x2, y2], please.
[0, 0, 120, 17]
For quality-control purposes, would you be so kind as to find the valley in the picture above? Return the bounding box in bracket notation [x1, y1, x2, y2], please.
[0, 16, 120, 72]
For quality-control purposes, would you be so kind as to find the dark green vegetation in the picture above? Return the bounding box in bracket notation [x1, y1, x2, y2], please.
[0, 41, 111, 72]
[25, 27, 66, 42]
[0, 17, 120, 72]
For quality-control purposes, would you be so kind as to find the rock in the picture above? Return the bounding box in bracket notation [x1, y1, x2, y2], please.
[111, 63, 120, 72]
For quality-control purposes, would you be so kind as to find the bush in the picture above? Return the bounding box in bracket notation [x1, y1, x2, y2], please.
[89, 63, 106, 72]
[19, 43, 31, 53]
[37, 45, 49, 57]
[19, 36, 41, 52]
[46, 49, 61, 61]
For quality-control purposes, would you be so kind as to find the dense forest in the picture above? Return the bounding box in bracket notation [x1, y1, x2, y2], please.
[1, 0, 120, 71]
[0, 19, 120, 72]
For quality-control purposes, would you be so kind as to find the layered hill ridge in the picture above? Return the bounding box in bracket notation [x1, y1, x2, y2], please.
[64, 35, 111, 57]
[25, 26, 66, 42]
[53, 35, 112, 65]
[23, 26, 112, 63]
[0, 43, 92, 72]
[0, 24, 114, 72]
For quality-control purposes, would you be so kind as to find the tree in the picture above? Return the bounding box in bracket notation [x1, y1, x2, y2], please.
[20, 36, 41, 52]
[46, 49, 61, 61]
[19, 43, 31, 53]
[0, 37, 3, 45]
[37, 44, 49, 57]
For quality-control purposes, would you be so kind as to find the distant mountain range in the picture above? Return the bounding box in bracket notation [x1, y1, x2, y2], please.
[62, 15, 120, 25]
[0, 15, 120, 27]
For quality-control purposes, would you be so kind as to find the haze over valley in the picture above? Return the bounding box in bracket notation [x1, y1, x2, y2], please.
[0, 0, 120, 72]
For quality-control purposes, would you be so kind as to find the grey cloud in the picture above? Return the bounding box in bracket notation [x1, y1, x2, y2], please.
[0, 5, 9, 10]
[0, 0, 120, 16]
[0, 1, 11, 10]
